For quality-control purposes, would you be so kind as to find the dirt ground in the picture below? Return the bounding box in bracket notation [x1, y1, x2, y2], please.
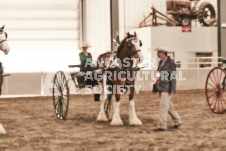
[0, 90, 226, 151]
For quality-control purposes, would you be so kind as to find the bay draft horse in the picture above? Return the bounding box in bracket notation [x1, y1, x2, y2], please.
[96, 32, 143, 126]
[0, 25, 10, 135]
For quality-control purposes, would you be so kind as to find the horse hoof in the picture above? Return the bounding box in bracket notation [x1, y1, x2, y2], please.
[0, 123, 6, 135]
[111, 116, 123, 125]
[129, 118, 142, 126]
[97, 113, 108, 122]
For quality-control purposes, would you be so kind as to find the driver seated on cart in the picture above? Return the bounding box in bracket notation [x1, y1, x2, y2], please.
[79, 42, 93, 72]
[76, 42, 94, 88]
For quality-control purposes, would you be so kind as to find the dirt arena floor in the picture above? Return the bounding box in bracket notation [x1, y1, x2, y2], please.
[0, 90, 226, 151]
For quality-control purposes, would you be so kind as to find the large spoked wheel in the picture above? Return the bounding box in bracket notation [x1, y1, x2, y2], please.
[172, 15, 191, 26]
[53, 71, 70, 120]
[205, 67, 226, 114]
[104, 95, 112, 119]
[198, 2, 216, 26]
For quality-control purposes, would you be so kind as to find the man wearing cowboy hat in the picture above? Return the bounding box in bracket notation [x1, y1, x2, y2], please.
[79, 42, 93, 72]
[153, 46, 182, 131]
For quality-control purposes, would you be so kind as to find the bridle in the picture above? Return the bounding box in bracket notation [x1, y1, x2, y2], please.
[0, 31, 7, 44]
[114, 36, 142, 69]
[124, 36, 142, 57]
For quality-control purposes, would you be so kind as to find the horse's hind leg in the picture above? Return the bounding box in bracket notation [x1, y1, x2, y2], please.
[97, 92, 108, 122]
[0, 74, 3, 95]
[129, 87, 142, 126]
[111, 94, 123, 125]
[109, 95, 116, 120]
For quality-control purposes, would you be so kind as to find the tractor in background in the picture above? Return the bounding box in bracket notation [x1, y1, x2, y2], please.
[166, 0, 216, 26]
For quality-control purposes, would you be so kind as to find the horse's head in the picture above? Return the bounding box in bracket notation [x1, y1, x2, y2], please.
[122, 32, 143, 63]
[0, 25, 10, 55]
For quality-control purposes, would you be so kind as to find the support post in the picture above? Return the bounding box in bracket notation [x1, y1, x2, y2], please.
[110, 0, 119, 52]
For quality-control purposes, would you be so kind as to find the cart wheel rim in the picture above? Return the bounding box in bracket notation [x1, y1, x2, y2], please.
[205, 67, 226, 114]
[53, 71, 70, 120]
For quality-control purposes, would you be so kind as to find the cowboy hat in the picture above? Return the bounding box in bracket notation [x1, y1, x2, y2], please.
[80, 42, 91, 48]
[154, 46, 169, 53]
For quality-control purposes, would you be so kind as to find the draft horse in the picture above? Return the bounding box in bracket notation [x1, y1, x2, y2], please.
[0, 25, 10, 135]
[0, 25, 10, 95]
[96, 32, 143, 125]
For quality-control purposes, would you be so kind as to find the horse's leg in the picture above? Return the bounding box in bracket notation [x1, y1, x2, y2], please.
[0, 74, 3, 95]
[111, 95, 116, 119]
[109, 94, 116, 120]
[111, 93, 123, 125]
[97, 92, 108, 122]
[129, 84, 142, 126]
[0, 123, 6, 134]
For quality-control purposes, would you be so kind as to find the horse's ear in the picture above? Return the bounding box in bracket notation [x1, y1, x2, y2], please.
[134, 32, 137, 37]
[0, 25, 5, 30]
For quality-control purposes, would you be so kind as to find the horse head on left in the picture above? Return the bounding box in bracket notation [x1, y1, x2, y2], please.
[0, 25, 10, 96]
[0, 25, 10, 55]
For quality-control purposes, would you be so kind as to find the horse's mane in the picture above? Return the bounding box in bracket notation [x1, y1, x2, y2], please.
[98, 52, 112, 58]
[98, 33, 136, 60]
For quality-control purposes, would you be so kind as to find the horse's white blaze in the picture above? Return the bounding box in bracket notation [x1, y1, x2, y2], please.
[129, 100, 142, 126]
[0, 123, 6, 135]
[131, 39, 140, 51]
[2, 41, 10, 55]
[111, 101, 123, 125]
[137, 50, 144, 63]
[0, 33, 10, 55]
[97, 93, 108, 122]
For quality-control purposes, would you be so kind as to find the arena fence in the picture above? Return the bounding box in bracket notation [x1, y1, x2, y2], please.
[0, 57, 224, 97]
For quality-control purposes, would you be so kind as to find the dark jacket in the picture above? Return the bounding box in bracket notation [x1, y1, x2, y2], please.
[79, 52, 93, 72]
[156, 56, 176, 93]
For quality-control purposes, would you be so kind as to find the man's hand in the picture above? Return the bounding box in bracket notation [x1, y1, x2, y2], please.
[170, 93, 174, 96]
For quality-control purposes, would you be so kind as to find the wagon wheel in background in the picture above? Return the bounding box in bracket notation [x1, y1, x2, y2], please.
[53, 71, 70, 120]
[205, 67, 226, 114]
[180, 17, 191, 27]
[198, 2, 216, 26]
[173, 16, 191, 26]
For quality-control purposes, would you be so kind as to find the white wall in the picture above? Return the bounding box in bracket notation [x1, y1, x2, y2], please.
[130, 27, 217, 69]
[0, 0, 81, 73]
[1, 0, 80, 50]
[84, 0, 111, 60]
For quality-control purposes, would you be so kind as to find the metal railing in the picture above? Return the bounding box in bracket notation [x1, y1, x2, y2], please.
[1, 56, 225, 97]
[141, 57, 224, 70]
[174, 57, 224, 69]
